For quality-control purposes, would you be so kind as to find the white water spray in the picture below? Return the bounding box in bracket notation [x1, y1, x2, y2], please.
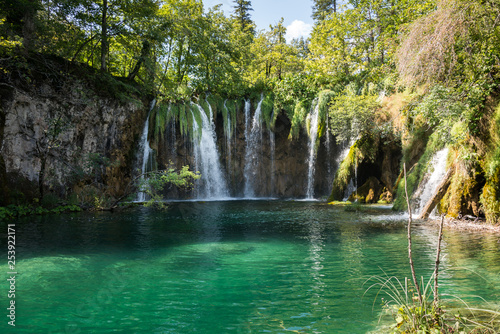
[136, 99, 156, 202]
[243, 96, 264, 198]
[191, 103, 229, 199]
[306, 102, 321, 199]
[269, 128, 275, 197]
[414, 148, 449, 217]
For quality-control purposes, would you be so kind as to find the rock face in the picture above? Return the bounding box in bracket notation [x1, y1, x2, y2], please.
[155, 101, 340, 199]
[0, 59, 147, 205]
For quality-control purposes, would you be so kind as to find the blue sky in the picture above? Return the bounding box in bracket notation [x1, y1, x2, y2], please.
[203, 0, 314, 42]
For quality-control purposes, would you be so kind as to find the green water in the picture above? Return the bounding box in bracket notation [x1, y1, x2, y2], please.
[1, 201, 499, 333]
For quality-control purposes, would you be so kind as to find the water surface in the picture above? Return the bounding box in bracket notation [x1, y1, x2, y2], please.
[1, 201, 499, 333]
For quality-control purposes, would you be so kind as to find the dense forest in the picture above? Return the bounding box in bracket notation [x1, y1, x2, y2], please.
[0, 0, 499, 223]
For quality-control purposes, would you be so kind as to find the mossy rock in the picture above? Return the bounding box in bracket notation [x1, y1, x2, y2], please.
[348, 177, 383, 204]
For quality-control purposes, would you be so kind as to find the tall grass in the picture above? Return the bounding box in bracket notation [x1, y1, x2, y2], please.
[365, 164, 500, 333]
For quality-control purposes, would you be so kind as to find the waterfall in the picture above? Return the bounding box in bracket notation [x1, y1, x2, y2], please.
[169, 105, 177, 166]
[224, 101, 232, 174]
[414, 148, 449, 217]
[325, 115, 332, 185]
[305, 102, 321, 199]
[243, 95, 264, 198]
[244, 99, 251, 143]
[136, 99, 156, 202]
[269, 128, 275, 197]
[191, 103, 229, 199]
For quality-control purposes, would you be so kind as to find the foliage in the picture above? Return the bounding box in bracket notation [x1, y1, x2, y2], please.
[288, 100, 310, 140]
[261, 93, 275, 130]
[366, 275, 452, 333]
[231, 0, 255, 34]
[410, 85, 469, 145]
[312, 0, 338, 22]
[329, 140, 358, 201]
[397, 0, 500, 89]
[328, 85, 379, 143]
[480, 103, 500, 224]
[366, 274, 500, 333]
[0, 204, 81, 220]
[137, 164, 200, 209]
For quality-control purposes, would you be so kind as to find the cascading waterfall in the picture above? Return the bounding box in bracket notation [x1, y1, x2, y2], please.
[325, 115, 332, 184]
[136, 99, 156, 202]
[169, 106, 177, 166]
[224, 101, 232, 173]
[305, 102, 321, 199]
[414, 147, 449, 216]
[243, 96, 264, 198]
[191, 103, 229, 199]
[244, 99, 251, 143]
[269, 128, 275, 197]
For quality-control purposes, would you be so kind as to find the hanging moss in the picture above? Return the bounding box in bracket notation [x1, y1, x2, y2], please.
[441, 166, 483, 218]
[316, 90, 336, 139]
[261, 94, 275, 130]
[153, 103, 170, 144]
[199, 99, 210, 116]
[328, 134, 379, 201]
[207, 95, 224, 115]
[288, 100, 309, 140]
[328, 141, 360, 201]
[318, 90, 336, 121]
[221, 100, 231, 139]
[249, 91, 263, 107]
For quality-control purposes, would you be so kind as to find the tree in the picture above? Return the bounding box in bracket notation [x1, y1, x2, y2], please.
[137, 164, 200, 209]
[0, 0, 41, 51]
[312, 0, 337, 22]
[231, 0, 254, 33]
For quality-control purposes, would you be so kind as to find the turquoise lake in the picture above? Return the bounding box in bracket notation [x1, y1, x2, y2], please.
[1, 201, 499, 333]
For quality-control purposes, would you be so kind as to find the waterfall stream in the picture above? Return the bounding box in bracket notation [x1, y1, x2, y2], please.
[269, 128, 275, 197]
[414, 147, 449, 217]
[305, 102, 320, 199]
[136, 99, 156, 202]
[243, 96, 264, 198]
[224, 101, 232, 174]
[191, 103, 229, 199]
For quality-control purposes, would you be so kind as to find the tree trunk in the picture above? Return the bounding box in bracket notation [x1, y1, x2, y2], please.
[128, 40, 151, 80]
[101, 0, 108, 72]
[418, 168, 453, 219]
[22, 2, 37, 52]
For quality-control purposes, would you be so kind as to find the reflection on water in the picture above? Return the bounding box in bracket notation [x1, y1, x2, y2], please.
[0, 201, 499, 333]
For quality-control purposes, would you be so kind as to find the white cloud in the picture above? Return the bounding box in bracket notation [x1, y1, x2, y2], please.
[285, 20, 312, 43]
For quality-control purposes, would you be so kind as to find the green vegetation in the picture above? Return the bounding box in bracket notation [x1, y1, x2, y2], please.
[137, 164, 200, 209]
[0, 204, 81, 220]
[369, 175, 500, 333]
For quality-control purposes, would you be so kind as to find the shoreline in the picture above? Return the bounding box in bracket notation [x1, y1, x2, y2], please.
[425, 216, 500, 234]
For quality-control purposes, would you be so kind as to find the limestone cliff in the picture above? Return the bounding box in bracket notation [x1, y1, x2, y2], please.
[0, 54, 147, 206]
